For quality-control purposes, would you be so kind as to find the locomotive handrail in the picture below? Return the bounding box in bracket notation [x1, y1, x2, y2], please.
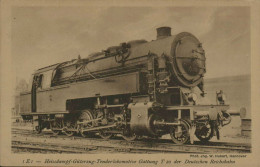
[176, 56, 206, 61]
[20, 111, 69, 115]
[35, 85, 70, 93]
[51, 64, 145, 86]
[165, 104, 229, 111]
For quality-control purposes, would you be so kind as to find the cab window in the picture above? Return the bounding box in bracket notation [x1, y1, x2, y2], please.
[33, 74, 43, 89]
[32, 71, 52, 90]
[42, 71, 52, 89]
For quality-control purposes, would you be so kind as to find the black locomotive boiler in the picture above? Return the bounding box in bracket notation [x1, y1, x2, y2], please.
[20, 27, 231, 144]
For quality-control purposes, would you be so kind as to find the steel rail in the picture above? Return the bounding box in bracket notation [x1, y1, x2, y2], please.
[12, 128, 251, 154]
[11, 127, 251, 148]
[12, 138, 250, 154]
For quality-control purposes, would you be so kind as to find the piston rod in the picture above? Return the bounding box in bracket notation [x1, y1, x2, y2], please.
[153, 120, 180, 126]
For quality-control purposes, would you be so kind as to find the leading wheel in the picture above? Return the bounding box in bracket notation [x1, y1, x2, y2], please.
[195, 124, 214, 143]
[169, 120, 190, 144]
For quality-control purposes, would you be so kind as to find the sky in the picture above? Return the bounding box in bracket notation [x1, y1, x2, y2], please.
[11, 6, 250, 83]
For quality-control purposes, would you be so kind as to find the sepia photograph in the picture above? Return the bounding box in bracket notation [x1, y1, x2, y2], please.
[1, 0, 260, 166]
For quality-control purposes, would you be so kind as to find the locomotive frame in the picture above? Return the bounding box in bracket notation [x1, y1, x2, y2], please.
[20, 27, 231, 144]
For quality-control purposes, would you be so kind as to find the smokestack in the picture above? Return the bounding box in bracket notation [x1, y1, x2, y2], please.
[156, 27, 171, 39]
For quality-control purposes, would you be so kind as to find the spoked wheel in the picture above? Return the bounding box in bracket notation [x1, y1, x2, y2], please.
[122, 128, 137, 141]
[50, 119, 62, 136]
[195, 124, 214, 143]
[51, 127, 61, 136]
[52, 129, 60, 136]
[35, 125, 42, 134]
[34, 120, 42, 134]
[99, 130, 113, 139]
[79, 110, 95, 138]
[63, 120, 77, 137]
[169, 120, 190, 144]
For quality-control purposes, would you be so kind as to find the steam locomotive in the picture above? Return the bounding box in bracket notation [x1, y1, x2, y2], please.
[20, 27, 231, 144]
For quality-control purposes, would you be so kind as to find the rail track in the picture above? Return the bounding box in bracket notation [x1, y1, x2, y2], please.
[12, 127, 251, 154]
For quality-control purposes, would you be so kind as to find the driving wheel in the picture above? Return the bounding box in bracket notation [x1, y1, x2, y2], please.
[50, 118, 62, 136]
[79, 110, 95, 138]
[63, 120, 77, 137]
[122, 128, 136, 141]
[99, 130, 113, 139]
